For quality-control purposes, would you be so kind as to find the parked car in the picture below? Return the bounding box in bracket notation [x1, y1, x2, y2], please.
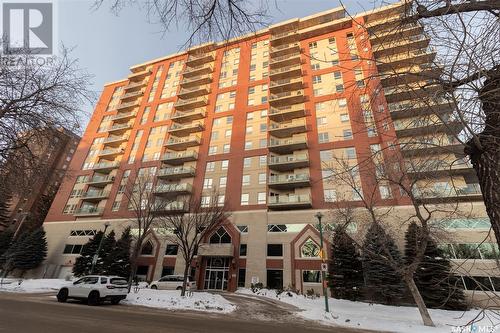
[150, 275, 196, 290]
[56, 275, 128, 305]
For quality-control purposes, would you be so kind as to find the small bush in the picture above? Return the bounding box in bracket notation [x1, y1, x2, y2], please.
[251, 282, 264, 293]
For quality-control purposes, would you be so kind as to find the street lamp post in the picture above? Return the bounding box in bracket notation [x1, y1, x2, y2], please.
[90, 222, 110, 275]
[315, 212, 329, 313]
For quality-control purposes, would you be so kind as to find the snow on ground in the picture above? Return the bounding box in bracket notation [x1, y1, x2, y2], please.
[237, 288, 497, 333]
[123, 289, 236, 313]
[0, 279, 71, 293]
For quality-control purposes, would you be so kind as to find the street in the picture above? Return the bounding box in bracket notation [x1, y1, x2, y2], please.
[0, 292, 372, 333]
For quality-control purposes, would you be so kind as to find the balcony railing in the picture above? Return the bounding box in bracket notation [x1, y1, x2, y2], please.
[157, 166, 196, 178]
[110, 111, 137, 121]
[269, 64, 302, 76]
[268, 194, 312, 206]
[78, 190, 110, 199]
[270, 42, 300, 54]
[92, 161, 120, 171]
[154, 183, 193, 194]
[74, 207, 104, 216]
[116, 100, 139, 110]
[107, 123, 132, 132]
[174, 96, 208, 110]
[86, 175, 115, 185]
[269, 173, 310, 184]
[269, 154, 308, 165]
[121, 90, 143, 100]
[161, 151, 198, 164]
[103, 135, 129, 144]
[98, 148, 124, 156]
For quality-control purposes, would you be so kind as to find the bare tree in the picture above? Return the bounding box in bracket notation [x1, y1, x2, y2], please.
[123, 170, 172, 291]
[0, 47, 95, 167]
[92, 0, 271, 46]
[157, 189, 230, 296]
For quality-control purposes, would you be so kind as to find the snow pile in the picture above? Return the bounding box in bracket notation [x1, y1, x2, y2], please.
[237, 288, 495, 333]
[0, 279, 71, 293]
[123, 289, 236, 313]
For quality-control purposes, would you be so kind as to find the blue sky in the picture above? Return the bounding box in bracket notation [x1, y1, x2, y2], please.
[57, 0, 381, 125]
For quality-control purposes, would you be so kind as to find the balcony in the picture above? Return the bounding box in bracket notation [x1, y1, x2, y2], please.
[269, 64, 302, 80]
[198, 243, 234, 257]
[182, 64, 213, 78]
[388, 99, 453, 120]
[269, 78, 303, 94]
[116, 100, 139, 111]
[407, 161, 475, 179]
[177, 85, 210, 99]
[269, 90, 305, 107]
[384, 82, 442, 104]
[400, 143, 465, 158]
[124, 81, 146, 92]
[270, 30, 299, 46]
[74, 207, 104, 217]
[416, 183, 483, 204]
[164, 136, 201, 151]
[269, 105, 306, 122]
[268, 137, 308, 154]
[373, 34, 430, 58]
[128, 69, 151, 81]
[268, 173, 310, 190]
[121, 89, 144, 101]
[395, 121, 463, 138]
[180, 74, 213, 88]
[106, 123, 132, 134]
[153, 201, 188, 214]
[78, 190, 110, 201]
[91, 161, 120, 173]
[174, 96, 208, 111]
[157, 166, 196, 180]
[170, 109, 206, 123]
[270, 42, 301, 58]
[98, 148, 125, 160]
[154, 183, 193, 196]
[85, 175, 115, 187]
[103, 135, 129, 146]
[161, 151, 198, 165]
[370, 24, 424, 45]
[185, 53, 214, 67]
[267, 194, 312, 210]
[377, 48, 437, 72]
[268, 154, 309, 172]
[270, 53, 302, 69]
[167, 121, 204, 136]
[110, 111, 137, 122]
[268, 120, 307, 138]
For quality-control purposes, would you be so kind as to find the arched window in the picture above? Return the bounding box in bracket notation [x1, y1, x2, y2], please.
[301, 239, 320, 258]
[209, 227, 231, 244]
[141, 240, 154, 255]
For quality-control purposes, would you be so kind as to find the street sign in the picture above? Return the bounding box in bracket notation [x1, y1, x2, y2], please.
[321, 263, 328, 272]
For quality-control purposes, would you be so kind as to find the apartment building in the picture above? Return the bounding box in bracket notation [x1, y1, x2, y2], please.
[41, 2, 497, 298]
[1, 127, 80, 232]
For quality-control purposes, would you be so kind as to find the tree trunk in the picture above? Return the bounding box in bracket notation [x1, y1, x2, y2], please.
[127, 249, 140, 293]
[465, 65, 500, 247]
[403, 275, 435, 327]
[181, 261, 191, 297]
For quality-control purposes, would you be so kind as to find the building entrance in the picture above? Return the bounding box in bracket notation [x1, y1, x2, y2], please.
[204, 257, 230, 290]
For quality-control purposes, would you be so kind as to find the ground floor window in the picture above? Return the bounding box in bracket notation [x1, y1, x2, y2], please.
[238, 268, 246, 287]
[302, 270, 321, 283]
[267, 269, 283, 289]
[162, 266, 174, 277]
[136, 265, 149, 281]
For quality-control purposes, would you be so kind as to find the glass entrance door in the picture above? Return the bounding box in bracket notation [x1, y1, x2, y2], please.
[204, 257, 230, 290]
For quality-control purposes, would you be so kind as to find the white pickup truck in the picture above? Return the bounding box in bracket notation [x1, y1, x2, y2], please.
[57, 275, 128, 305]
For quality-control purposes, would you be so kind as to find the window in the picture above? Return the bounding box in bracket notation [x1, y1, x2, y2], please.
[62, 244, 83, 254]
[338, 98, 347, 107]
[311, 63, 320, 70]
[241, 193, 249, 205]
[301, 239, 320, 257]
[203, 178, 213, 189]
[346, 147, 356, 159]
[343, 129, 353, 140]
[268, 224, 287, 232]
[239, 244, 247, 256]
[248, 87, 255, 94]
[141, 241, 154, 255]
[225, 129, 232, 138]
[333, 71, 342, 80]
[259, 156, 267, 166]
[209, 227, 231, 244]
[237, 225, 248, 233]
[320, 150, 332, 160]
[226, 116, 233, 124]
[162, 266, 174, 276]
[318, 132, 329, 143]
[69, 230, 97, 237]
[316, 117, 327, 126]
[112, 200, 121, 211]
[260, 123, 267, 132]
[165, 244, 178, 256]
[303, 270, 321, 283]
[324, 189, 337, 202]
[206, 162, 215, 172]
[211, 131, 219, 140]
[221, 160, 229, 170]
[309, 41, 317, 49]
[336, 84, 344, 92]
[242, 175, 250, 186]
[208, 146, 218, 155]
[258, 192, 266, 204]
[379, 185, 392, 199]
[267, 244, 283, 257]
[247, 112, 254, 120]
[219, 176, 227, 187]
[312, 75, 322, 84]
[243, 157, 252, 168]
[223, 144, 230, 153]
[340, 113, 349, 122]
[258, 173, 266, 184]
[245, 141, 253, 150]
[238, 269, 246, 287]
